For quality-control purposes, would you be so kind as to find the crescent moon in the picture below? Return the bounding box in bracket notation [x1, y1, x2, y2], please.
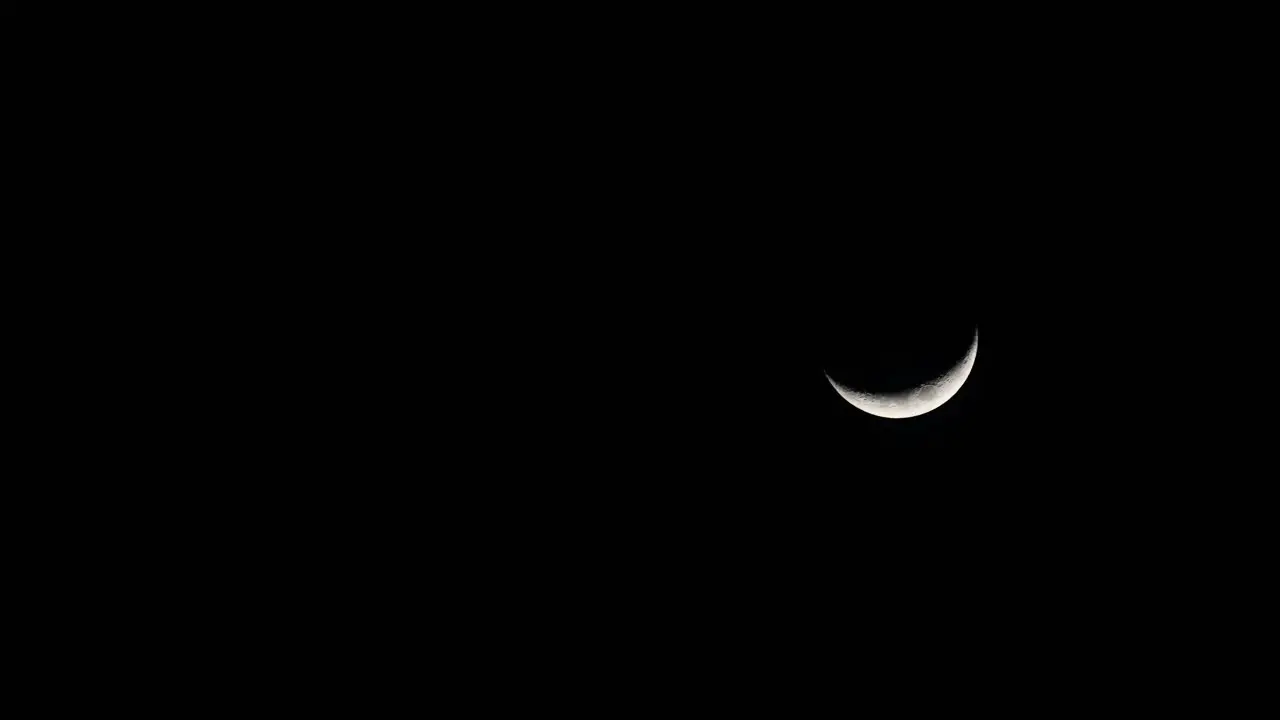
[826, 328, 978, 419]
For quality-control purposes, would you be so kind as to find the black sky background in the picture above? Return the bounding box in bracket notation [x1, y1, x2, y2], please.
[8, 8, 1270, 665]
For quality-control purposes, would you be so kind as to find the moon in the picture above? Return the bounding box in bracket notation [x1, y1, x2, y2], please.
[826, 328, 978, 419]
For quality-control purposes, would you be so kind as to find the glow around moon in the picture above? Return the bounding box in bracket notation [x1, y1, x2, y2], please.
[826, 328, 978, 419]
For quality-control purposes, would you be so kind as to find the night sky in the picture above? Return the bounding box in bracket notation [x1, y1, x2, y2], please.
[9, 5, 1254, 656]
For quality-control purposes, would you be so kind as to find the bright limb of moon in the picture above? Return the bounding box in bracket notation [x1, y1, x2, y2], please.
[826, 328, 978, 419]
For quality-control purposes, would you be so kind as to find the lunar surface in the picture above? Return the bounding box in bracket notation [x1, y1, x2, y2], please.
[826, 328, 978, 419]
